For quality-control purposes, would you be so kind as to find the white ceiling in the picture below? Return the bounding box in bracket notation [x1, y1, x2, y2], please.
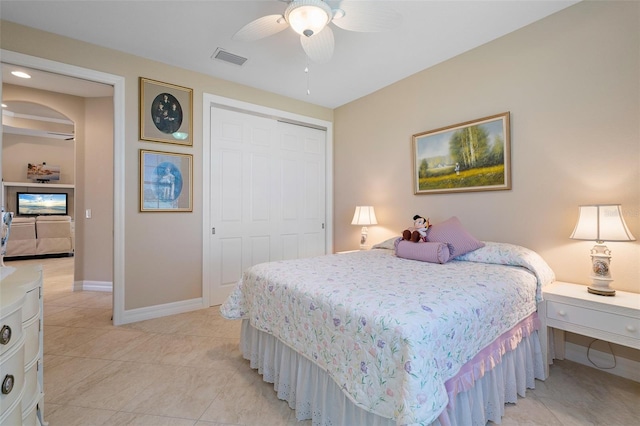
[1, 0, 579, 108]
[1, 63, 114, 98]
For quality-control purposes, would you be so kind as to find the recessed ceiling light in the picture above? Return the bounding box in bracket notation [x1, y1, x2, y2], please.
[11, 71, 31, 79]
[1, 103, 7, 108]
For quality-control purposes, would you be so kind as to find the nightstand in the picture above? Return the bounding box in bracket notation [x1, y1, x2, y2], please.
[540, 281, 640, 377]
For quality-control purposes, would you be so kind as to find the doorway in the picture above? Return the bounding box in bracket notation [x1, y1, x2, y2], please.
[1, 50, 126, 324]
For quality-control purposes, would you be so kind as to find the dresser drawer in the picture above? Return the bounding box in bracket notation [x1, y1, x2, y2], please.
[22, 397, 39, 426]
[23, 357, 39, 411]
[0, 305, 23, 357]
[23, 315, 40, 367]
[22, 287, 40, 323]
[0, 339, 25, 414]
[547, 301, 640, 342]
[0, 397, 22, 426]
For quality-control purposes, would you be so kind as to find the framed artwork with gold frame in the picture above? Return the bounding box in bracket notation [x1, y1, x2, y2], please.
[139, 149, 193, 212]
[139, 77, 193, 146]
[412, 112, 511, 194]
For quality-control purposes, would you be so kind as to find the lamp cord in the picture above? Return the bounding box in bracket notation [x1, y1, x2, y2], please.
[586, 338, 617, 370]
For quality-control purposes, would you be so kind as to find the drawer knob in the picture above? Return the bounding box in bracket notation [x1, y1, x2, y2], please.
[558, 310, 567, 316]
[626, 325, 637, 332]
[0, 325, 11, 345]
[2, 374, 14, 395]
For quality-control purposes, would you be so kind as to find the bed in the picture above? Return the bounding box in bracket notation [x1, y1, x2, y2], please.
[221, 239, 555, 425]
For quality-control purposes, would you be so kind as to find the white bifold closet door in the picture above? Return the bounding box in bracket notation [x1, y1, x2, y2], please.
[208, 106, 326, 305]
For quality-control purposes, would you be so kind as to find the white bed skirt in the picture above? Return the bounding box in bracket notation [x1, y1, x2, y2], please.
[241, 318, 545, 426]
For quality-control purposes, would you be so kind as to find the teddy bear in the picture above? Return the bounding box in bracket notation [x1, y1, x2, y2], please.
[402, 214, 431, 243]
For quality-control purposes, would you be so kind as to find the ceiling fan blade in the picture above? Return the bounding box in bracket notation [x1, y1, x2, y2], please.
[232, 14, 288, 41]
[300, 26, 335, 64]
[331, 1, 402, 32]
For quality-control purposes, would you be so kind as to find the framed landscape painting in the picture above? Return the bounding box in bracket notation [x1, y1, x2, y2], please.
[412, 112, 511, 195]
[139, 149, 193, 212]
[139, 77, 193, 145]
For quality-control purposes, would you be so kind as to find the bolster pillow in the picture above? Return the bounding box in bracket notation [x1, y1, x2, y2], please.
[395, 240, 451, 264]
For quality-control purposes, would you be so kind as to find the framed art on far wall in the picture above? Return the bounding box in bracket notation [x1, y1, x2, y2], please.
[412, 112, 511, 195]
[139, 149, 193, 212]
[139, 77, 193, 145]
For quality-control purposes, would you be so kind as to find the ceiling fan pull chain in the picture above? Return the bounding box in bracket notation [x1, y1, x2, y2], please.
[305, 57, 311, 95]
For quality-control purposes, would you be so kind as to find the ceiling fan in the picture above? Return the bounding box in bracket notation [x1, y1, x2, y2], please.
[232, 0, 402, 63]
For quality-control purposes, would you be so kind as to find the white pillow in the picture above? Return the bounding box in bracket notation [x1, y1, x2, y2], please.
[371, 236, 401, 250]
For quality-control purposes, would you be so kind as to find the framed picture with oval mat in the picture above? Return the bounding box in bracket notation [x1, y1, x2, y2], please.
[139, 77, 193, 146]
[139, 149, 193, 212]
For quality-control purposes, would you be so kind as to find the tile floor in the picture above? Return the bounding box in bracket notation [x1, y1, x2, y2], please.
[5, 256, 639, 425]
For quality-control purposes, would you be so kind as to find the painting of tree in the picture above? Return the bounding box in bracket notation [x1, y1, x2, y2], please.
[412, 112, 510, 194]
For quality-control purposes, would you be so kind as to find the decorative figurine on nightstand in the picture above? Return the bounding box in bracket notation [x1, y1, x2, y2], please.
[569, 204, 636, 296]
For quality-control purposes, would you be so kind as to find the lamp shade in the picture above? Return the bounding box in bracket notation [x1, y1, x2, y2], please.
[570, 204, 636, 242]
[351, 206, 377, 226]
[285, 0, 332, 37]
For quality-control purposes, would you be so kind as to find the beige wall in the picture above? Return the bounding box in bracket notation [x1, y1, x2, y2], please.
[81, 97, 114, 282]
[2, 133, 75, 187]
[334, 1, 639, 295]
[1, 20, 332, 310]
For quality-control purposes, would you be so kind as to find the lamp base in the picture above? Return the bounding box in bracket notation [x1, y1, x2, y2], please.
[359, 227, 369, 250]
[587, 286, 616, 296]
[587, 243, 615, 296]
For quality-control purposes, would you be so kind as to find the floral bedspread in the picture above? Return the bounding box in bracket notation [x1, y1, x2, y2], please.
[221, 242, 555, 425]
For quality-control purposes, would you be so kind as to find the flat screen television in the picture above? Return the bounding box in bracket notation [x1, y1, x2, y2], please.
[17, 192, 68, 216]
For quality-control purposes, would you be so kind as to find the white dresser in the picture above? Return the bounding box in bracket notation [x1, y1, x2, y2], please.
[0, 265, 45, 426]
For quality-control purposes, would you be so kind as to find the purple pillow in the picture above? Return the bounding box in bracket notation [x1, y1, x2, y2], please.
[395, 240, 451, 264]
[426, 216, 485, 258]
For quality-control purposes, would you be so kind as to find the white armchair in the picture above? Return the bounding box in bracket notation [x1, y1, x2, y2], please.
[35, 216, 73, 255]
[5, 217, 37, 257]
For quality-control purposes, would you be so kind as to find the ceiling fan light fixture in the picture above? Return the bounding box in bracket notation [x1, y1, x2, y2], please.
[285, 0, 332, 37]
[332, 9, 345, 20]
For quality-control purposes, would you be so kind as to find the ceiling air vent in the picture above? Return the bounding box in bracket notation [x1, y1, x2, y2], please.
[212, 48, 247, 66]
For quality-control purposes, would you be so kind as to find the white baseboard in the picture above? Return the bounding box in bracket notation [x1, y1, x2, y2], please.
[119, 297, 207, 325]
[563, 342, 640, 382]
[71, 279, 207, 325]
[74, 280, 113, 292]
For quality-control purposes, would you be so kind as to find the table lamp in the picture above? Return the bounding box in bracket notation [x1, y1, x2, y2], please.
[569, 204, 635, 296]
[351, 206, 377, 250]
